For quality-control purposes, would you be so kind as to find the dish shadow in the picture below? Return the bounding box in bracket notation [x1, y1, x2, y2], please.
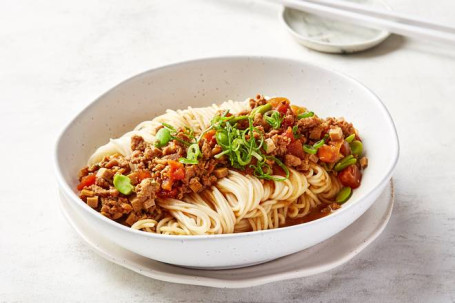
[349, 34, 407, 57]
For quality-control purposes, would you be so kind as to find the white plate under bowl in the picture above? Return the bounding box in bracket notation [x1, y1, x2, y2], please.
[55, 56, 399, 269]
[59, 181, 394, 288]
[281, 0, 391, 53]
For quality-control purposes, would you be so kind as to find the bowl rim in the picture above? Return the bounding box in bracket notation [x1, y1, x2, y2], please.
[54, 55, 400, 240]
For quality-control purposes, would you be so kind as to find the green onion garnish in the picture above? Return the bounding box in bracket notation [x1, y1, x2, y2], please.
[250, 103, 272, 117]
[179, 143, 201, 165]
[297, 111, 314, 119]
[207, 111, 288, 181]
[303, 144, 317, 155]
[264, 110, 283, 129]
[313, 138, 325, 149]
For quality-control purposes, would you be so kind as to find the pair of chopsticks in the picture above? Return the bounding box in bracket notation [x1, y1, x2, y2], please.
[270, 0, 455, 46]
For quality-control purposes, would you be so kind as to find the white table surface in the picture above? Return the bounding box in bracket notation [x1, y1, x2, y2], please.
[1, 0, 455, 302]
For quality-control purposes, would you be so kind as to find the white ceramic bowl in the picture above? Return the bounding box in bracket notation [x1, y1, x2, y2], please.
[54, 56, 399, 269]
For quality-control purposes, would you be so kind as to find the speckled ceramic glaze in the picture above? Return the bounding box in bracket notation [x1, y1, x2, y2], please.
[54, 56, 399, 269]
[281, 0, 391, 53]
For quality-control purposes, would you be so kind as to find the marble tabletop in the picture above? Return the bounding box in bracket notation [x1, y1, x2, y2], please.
[1, 0, 455, 302]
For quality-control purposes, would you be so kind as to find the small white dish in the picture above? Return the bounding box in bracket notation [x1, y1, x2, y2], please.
[59, 181, 394, 288]
[54, 56, 399, 269]
[281, 0, 391, 53]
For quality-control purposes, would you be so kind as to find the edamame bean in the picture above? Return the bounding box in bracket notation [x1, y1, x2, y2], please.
[345, 134, 356, 143]
[113, 174, 134, 195]
[216, 131, 229, 146]
[350, 140, 363, 156]
[336, 187, 352, 203]
[334, 155, 357, 172]
[155, 127, 171, 147]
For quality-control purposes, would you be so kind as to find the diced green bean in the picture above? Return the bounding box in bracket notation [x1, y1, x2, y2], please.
[155, 127, 171, 147]
[350, 140, 363, 156]
[334, 155, 357, 172]
[336, 187, 352, 203]
[297, 111, 314, 119]
[345, 134, 356, 143]
[303, 144, 317, 155]
[113, 174, 134, 195]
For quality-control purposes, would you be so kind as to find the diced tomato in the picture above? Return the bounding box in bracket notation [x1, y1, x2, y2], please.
[172, 167, 185, 181]
[291, 105, 306, 115]
[168, 160, 185, 181]
[157, 188, 178, 198]
[338, 165, 362, 189]
[268, 97, 289, 108]
[277, 103, 290, 114]
[268, 97, 290, 114]
[284, 127, 295, 142]
[77, 174, 96, 190]
[204, 129, 216, 145]
[161, 160, 185, 191]
[317, 144, 340, 163]
[287, 140, 305, 159]
[161, 178, 173, 191]
[137, 170, 152, 182]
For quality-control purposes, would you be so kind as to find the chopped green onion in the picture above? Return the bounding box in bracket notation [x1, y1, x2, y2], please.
[179, 143, 201, 165]
[334, 155, 357, 172]
[292, 125, 299, 135]
[313, 138, 325, 149]
[214, 150, 229, 159]
[184, 126, 195, 140]
[172, 136, 192, 146]
[162, 123, 176, 132]
[178, 158, 198, 165]
[187, 143, 201, 159]
[113, 174, 134, 195]
[250, 103, 272, 117]
[270, 156, 290, 179]
[227, 115, 249, 123]
[264, 110, 283, 129]
[336, 187, 352, 203]
[209, 111, 290, 181]
[155, 128, 171, 147]
[303, 144, 317, 155]
[350, 140, 363, 156]
[345, 134, 356, 143]
[297, 111, 314, 119]
[251, 151, 263, 161]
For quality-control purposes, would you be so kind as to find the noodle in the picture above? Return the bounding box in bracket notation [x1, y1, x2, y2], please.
[82, 97, 363, 235]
